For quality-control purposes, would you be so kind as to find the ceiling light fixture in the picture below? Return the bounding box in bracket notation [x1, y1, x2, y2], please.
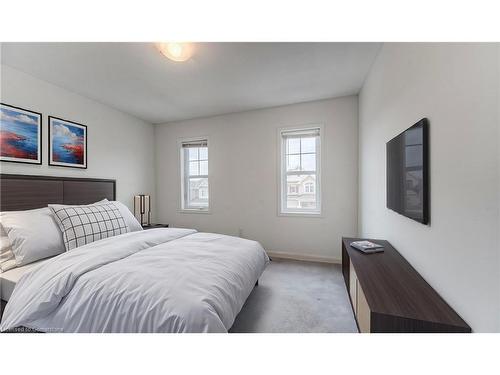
[156, 42, 194, 62]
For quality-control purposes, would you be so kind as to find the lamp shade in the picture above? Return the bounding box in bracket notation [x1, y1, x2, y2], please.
[134, 195, 151, 226]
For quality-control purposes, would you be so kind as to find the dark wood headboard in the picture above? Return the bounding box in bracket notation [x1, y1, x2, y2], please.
[0, 174, 116, 211]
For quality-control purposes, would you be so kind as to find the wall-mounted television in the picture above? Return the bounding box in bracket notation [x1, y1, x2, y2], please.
[386, 118, 429, 224]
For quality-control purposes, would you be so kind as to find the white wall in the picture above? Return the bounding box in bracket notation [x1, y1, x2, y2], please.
[359, 43, 500, 332]
[155, 97, 358, 262]
[0, 65, 156, 213]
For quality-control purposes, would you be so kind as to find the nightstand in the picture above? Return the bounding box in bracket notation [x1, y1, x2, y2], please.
[142, 224, 169, 230]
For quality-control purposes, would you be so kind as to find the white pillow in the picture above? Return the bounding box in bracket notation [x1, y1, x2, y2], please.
[0, 225, 16, 272]
[110, 201, 143, 232]
[0, 207, 65, 267]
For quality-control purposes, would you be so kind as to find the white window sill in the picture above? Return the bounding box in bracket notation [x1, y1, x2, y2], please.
[179, 209, 211, 214]
[278, 211, 323, 218]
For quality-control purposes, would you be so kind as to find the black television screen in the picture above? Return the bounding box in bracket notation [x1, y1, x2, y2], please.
[386, 118, 429, 224]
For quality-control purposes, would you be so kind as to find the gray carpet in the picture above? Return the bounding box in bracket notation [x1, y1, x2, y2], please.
[230, 259, 358, 333]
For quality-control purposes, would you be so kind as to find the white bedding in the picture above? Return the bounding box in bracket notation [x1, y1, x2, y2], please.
[0, 228, 269, 333]
[0, 258, 52, 301]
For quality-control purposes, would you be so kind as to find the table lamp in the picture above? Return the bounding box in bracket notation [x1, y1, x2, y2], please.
[134, 194, 151, 226]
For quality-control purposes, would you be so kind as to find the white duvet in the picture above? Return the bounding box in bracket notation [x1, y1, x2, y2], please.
[0, 228, 269, 333]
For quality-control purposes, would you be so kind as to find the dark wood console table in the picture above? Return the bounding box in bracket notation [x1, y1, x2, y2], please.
[342, 237, 471, 333]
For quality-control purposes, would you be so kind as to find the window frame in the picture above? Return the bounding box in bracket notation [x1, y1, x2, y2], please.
[278, 125, 322, 217]
[179, 137, 211, 214]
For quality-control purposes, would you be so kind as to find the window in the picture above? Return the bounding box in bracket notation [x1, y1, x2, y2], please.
[199, 187, 208, 198]
[304, 182, 314, 193]
[180, 139, 209, 211]
[280, 127, 321, 215]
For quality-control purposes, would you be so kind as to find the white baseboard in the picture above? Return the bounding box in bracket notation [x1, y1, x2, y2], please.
[266, 250, 341, 264]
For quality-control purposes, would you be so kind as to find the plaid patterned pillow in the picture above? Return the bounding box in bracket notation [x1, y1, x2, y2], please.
[50, 202, 129, 251]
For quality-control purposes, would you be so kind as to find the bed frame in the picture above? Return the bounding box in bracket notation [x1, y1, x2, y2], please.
[0, 173, 116, 326]
[0, 173, 116, 211]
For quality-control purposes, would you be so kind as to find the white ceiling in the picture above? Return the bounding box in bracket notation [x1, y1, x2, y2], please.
[1, 43, 381, 124]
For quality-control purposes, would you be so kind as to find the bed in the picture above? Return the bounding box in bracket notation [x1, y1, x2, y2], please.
[0, 174, 268, 333]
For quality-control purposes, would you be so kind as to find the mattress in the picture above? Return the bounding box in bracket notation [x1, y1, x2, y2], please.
[0, 258, 51, 301]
